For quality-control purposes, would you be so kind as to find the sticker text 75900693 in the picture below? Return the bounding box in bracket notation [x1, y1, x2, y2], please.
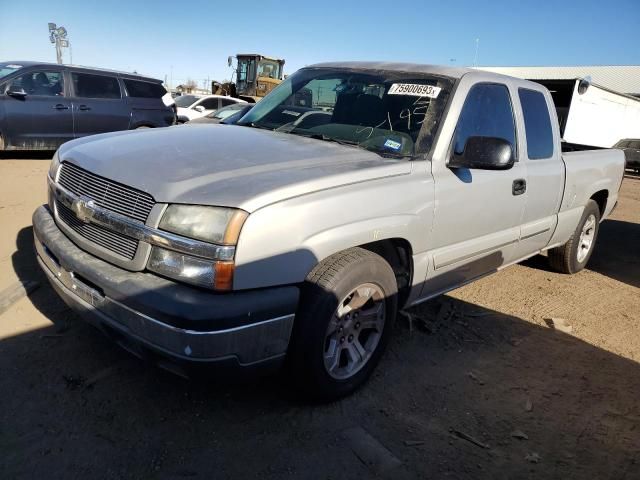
[388, 83, 441, 98]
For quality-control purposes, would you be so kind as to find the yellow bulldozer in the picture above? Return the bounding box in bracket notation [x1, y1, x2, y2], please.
[213, 54, 285, 103]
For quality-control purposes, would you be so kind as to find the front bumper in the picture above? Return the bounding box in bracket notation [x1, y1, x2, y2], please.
[33, 205, 299, 375]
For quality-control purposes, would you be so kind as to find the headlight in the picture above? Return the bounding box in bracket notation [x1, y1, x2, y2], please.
[148, 205, 248, 291]
[147, 247, 234, 290]
[158, 204, 247, 245]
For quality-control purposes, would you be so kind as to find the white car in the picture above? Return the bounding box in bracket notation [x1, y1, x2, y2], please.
[175, 94, 246, 122]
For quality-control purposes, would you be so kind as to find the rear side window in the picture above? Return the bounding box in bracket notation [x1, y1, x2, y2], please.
[72, 72, 121, 99]
[453, 83, 516, 157]
[519, 88, 554, 159]
[198, 98, 219, 110]
[124, 79, 166, 98]
[220, 98, 236, 107]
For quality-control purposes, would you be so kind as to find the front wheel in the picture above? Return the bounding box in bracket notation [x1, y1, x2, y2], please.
[548, 200, 601, 274]
[288, 248, 398, 401]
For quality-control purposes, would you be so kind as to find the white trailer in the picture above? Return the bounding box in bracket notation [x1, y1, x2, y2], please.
[477, 67, 640, 148]
[548, 79, 640, 148]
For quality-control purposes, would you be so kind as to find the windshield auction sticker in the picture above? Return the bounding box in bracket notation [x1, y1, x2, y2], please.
[388, 83, 441, 98]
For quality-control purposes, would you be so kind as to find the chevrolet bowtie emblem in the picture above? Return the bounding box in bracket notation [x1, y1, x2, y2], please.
[71, 196, 96, 224]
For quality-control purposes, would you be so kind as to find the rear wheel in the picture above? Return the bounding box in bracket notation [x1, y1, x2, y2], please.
[548, 200, 600, 274]
[288, 248, 397, 401]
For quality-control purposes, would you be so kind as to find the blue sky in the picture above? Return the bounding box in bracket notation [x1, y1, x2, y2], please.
[1, 0, 638, 88]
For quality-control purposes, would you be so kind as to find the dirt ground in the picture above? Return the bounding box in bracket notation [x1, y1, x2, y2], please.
[0, 155, 639, 480]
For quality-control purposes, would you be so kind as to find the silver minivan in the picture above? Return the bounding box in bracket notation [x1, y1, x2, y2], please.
[0, 61, 176, 150]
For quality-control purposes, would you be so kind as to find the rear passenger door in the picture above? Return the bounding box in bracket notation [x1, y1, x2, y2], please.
[69, 71, 131, 137]
[513, 87, 564, 257]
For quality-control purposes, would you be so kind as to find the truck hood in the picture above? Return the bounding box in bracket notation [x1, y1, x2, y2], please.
[58, 125, 412, 212]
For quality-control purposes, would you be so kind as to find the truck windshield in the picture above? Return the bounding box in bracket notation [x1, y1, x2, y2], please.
[239, 67, 453, 158]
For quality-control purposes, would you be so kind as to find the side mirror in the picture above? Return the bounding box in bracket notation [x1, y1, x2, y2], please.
[449, 136, 514, 170]
[194, 105, 205, 113]
[7, 87, 27, 99]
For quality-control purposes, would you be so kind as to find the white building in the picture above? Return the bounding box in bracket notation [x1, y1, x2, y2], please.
[477, 65, 640, 98]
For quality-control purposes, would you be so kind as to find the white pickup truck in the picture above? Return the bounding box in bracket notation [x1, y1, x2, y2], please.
[34, 62, 625, 400]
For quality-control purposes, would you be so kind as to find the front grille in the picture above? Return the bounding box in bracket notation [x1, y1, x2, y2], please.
[56, 199, 139, 260]
[58, 162, 155, 223]
[56, 162, 155, 261]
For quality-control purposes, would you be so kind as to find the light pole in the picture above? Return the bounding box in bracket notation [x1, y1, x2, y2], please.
[48, 23, 69, 64]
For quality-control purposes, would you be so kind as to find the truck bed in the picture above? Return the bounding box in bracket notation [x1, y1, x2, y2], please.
[561, 149, 625, 220]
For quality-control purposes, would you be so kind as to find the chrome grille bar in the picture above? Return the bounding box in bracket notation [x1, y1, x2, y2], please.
[58, 162, 155, 223]
[57, 200, 138, 259]
[50, 177, 235, 261]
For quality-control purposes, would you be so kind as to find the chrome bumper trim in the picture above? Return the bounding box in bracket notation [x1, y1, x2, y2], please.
[49, 176, 235, 261]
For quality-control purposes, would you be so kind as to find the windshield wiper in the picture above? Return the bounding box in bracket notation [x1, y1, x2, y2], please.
[287, 129, 359, 147]
[247, 122, 274, 131]
[289, 129, 412, 158]
[362, 146, 413, 159]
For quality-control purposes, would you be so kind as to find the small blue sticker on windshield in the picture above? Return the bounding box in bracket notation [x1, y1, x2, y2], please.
[384, 139, 402, 151]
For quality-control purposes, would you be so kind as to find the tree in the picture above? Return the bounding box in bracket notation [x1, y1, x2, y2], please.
[184, 78, 197, 93]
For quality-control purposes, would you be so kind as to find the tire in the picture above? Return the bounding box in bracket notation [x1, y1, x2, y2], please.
[548, 200, 601, 274]
[288, 248, 398, 401]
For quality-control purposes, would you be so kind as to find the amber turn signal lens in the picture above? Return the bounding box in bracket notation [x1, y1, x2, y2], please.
[214, 261, 235, 291]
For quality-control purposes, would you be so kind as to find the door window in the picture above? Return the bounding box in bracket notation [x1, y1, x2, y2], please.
[518, 88, 554, 159]
[198, 98, 219, 110]
[220, 98, 236, 107]
[453, 83, 516, 158]
[72, 72, 121, 99]
[9, 71, 64, 96]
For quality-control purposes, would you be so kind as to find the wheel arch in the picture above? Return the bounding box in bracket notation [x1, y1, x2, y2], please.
[589, 189, 608, 218]
[358, 238, 414, 308]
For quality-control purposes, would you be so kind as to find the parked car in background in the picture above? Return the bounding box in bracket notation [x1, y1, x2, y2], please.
[175, 94, 246, 122]
[614, 138, 640, 172]
[35, 63, 625, 400]
[186, 103, 252, 124]
[0, 61, 175, 150]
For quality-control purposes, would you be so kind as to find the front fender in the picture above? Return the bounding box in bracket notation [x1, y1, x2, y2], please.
[233, 172, 433, 290]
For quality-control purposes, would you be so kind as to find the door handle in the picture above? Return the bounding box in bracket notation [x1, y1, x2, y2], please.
[512, 179, 526, 196]
[78, 105, 91, 111]
[53, 104, 69, 110]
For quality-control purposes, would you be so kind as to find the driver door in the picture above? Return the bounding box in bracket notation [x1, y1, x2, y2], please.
[3, 68, 73, 149]
[423, 81, 527, 296]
